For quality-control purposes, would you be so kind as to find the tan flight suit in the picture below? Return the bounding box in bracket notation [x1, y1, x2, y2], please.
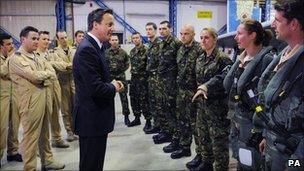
[4, 53, 21, 157]
[53, 46, 75, 135]
[36, 49, 71, 142]
[9, 46, 57, 171]
[0, 52, 11, 160]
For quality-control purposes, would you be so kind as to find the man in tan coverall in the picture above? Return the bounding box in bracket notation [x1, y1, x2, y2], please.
[0, 33, 22, 168]
[36, 31, 70, 148]
[54, 30, 77, 141]
[9, 26, 64, 171]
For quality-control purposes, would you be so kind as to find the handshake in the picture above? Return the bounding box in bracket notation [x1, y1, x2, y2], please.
[111, 79, 124, 92]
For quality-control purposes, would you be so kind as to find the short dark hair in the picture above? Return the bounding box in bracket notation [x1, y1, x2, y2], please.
[145, 22, 157, 30]
[0, 33, 12, 46]
[20, 26, 38, 38]
[38, 31, 50, 36]
[56, 30, 66, 38]
[87, 8, 113, 31]
[111, 34, 118, 38]
[132, 31, 141, 36]
[274, 0, 304, 30]
[160, 20, 171, 28]
[75, 30, 85, 37]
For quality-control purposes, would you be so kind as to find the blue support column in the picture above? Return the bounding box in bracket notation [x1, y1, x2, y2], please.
[261, 0, 271, 22]
[56, 0, 66, 31]
[169, 0, 177, 36]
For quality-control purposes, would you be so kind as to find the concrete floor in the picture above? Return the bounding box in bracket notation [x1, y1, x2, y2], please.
[1, 94, 237, 170]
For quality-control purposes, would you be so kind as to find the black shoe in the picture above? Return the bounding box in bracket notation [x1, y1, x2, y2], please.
[153, 133, 171, 144]
[186, 154, 202, 169]
[145, 126, 160, 134]
[170, 148, 191, 159]
[163, 139, 180, 153]
[128, 116, 141, 127]
[152, 132, 163, 140]
[143, 120, 152, 132]
[124, 115, 130, 126]
[7, 153, 23, 162]
[194, 160, 213, 171]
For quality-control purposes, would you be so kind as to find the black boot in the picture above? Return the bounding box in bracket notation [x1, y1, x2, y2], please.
[145, 126, 160, 134]
[7, 153, 23, 162]
[143, 119, 152, 132]
[124, 115, 130, 126]
[186, 154, 202, 169]
[170, 147, 191, 159]
[152, 132, 163, 140]
[153, 132, 171, 144]
[194, 160, 213, 171]
[163, 139, 180, 153]
[128, 116, 141, 127]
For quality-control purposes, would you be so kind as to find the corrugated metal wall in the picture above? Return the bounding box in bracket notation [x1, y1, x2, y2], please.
[0, 0, 57, 40]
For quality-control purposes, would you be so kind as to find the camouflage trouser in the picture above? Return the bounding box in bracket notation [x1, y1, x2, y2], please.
[112, 74, 130, 116]
[147, 73, 162, 128]
[176, 88, 198, 147]
[197, 99, 230, 171]
[159, 70, 178, 135]
[129, 74, 150, 120]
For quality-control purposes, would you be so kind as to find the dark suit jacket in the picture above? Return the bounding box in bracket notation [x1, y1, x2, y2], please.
[73, 34, 116, 137]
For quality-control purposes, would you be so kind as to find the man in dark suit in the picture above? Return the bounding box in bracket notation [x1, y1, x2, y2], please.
[73, 8, 124, 171]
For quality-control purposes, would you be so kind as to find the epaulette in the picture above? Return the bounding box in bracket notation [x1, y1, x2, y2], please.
[53, 47, 59, 50]
[71, 46, 76, 49]
[14, 52, 21, 55]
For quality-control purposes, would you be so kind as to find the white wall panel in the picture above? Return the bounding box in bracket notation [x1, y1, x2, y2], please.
[177, 1, 227, 41]
[0, 0, 57, 40]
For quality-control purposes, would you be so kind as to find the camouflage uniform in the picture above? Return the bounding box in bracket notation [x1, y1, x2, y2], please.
[105, 46, 130, 116]
[129, 44, 150, 119]
[176, 41, 202, 148]
[195, 48, 232, 171]
[146, 37, 162, 128]
[158, 35, 182, 136]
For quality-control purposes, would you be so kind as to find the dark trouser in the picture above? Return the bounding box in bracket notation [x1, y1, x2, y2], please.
[79, 135, 108, 171]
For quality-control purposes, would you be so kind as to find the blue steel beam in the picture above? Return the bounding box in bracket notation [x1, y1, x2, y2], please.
[56, 0, 66, 31]
[94, 0, 137, 34]
[169, 0, 177, 36]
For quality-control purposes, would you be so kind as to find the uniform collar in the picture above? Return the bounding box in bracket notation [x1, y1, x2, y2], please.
[18, 46, 36, 59]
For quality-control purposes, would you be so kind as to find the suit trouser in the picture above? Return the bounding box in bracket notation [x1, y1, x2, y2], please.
[20, 88, 53, 171]
[60, 80, 74, 135]
[50, 80, 63, 141]
[7, 85, 20, 156]
[79, 135, 108, 171]
[0, 83, 10, 160]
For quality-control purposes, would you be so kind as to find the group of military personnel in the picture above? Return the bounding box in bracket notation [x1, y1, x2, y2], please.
[0, 0, 303, 170]
[0, 28, 85, 170]
[105, 0, 303, 171]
